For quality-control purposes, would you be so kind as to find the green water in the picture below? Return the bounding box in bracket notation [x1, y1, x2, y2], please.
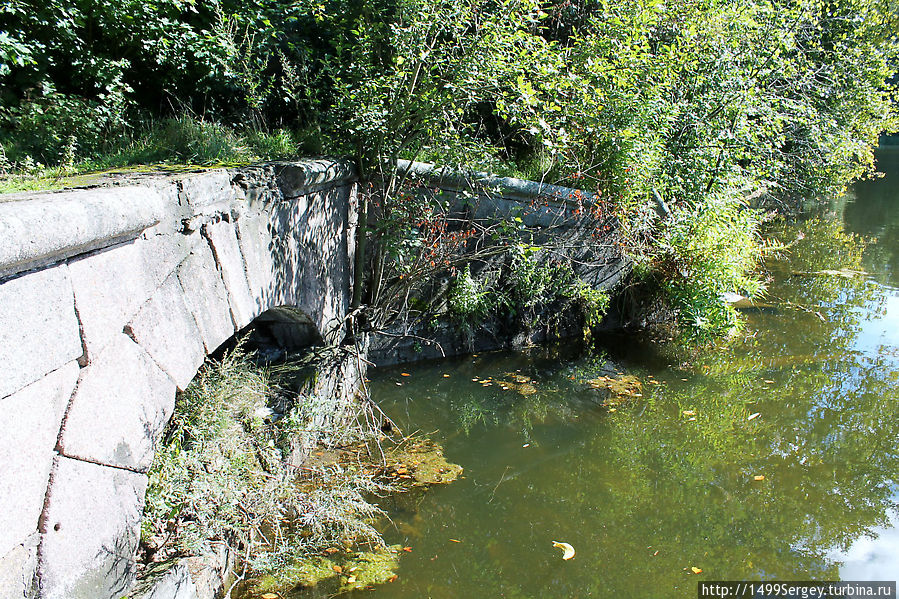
[357, 149, 899, 597]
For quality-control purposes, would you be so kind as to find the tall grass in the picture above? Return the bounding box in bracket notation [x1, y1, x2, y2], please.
[0, 115, 317, 194]
[142, 345, 387, 574]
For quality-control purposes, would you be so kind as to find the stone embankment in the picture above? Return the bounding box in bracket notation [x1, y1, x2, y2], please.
[0, 158, 628, 599]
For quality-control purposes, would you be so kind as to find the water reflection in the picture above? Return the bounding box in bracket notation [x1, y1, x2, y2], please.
[353, 152, 899, 598]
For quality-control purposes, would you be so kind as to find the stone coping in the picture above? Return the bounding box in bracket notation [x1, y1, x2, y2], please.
[0, 158, 357, 280]
[0, 187, 167, 280]
[396, 159, 597, 206]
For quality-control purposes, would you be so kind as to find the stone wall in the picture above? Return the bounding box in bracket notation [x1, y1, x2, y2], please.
[0, 159, 358, 599]
[0, 157, 627, 599]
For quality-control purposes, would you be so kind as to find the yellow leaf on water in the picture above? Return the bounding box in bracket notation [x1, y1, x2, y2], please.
[552, 541, 575, 560]
[691, 567, 703, 574]
[401, 372, 411, 377]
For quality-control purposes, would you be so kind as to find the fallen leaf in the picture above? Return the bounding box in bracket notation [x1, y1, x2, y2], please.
[388, 575, 399, 583]
[764, 380, 775, 384]
[653, 550, 659, 556]
[552, 541, 575, 560]
[449, 538, 462, 543]
[682, 410, 696, 416]
[324, 547, 339, 554]
[347, 575, 357, 583]
[754, 475, 765, 481]
[443, 374, 450, 378]
[691, 567, 703, 574]
[402, 546, 413, 552]
[332, 565, 343, 573]
[260, 594, 279, 599]
[401, 372, 411, 377]
[747, 412, 760, 421]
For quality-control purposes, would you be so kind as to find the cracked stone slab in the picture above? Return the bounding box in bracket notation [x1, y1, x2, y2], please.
[0, 266, 82, 399]
[202, 221, 256, 328]
[124, 274, 205, 390]
[68, 240, 160, 363]
[58, 334, 175, 472]
[237, 213, 277, 313]
[176, 243, 235, 353]
[0, 363, 79, 559]
[38, 457, 147, 599]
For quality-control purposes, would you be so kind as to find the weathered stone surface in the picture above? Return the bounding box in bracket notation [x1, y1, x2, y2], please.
[184, 543, 233, 599]
[129, 561, 199, 599]
[0, 266, 82, 399]
[0, 186, 166, 279]
[0, 363, 80, 559]
[0, 530, 38, 599]
[177, 170, 235, 210]
[236, 212, 277, 313]
[68, 241, 158, 362]
[202, 221, 256, 328]
[176, 243, 235, 353]
[274, 158, 356, 198]
[138, 230, 203, 290]
[39, 457, 147, 599]
[58, 335, 175, 472]
[125, 274, 206, 390]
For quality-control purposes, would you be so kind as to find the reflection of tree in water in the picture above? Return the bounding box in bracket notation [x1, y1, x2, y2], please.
[843, 147, 899, 288]
[369, 198, 898, 598]
[436, 215, 895, 597]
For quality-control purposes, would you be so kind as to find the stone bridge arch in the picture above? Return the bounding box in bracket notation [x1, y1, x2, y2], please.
[0, 160, 358, 599]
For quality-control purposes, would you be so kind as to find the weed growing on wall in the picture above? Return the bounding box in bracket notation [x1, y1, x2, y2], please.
[142, 345, 387, 573]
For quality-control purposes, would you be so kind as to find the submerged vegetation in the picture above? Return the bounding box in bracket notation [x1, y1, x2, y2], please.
[2, 0, 897, 333]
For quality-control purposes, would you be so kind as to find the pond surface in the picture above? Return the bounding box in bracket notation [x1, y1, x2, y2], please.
[359, 149, 899, 598]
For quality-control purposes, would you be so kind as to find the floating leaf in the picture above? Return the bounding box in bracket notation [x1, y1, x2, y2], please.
[401, 372, 411, 377]
[552, 541, 575, 560]
[402, 546, 413, 552]
[691, 566, 703, 574]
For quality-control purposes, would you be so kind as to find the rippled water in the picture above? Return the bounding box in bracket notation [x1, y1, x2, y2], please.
[354, 149, 899, 598]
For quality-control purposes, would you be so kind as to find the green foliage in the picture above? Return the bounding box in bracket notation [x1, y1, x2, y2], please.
[630, 190, 771, 336]
[448, 264, 492, 322]
[2, 0, 896, 335]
